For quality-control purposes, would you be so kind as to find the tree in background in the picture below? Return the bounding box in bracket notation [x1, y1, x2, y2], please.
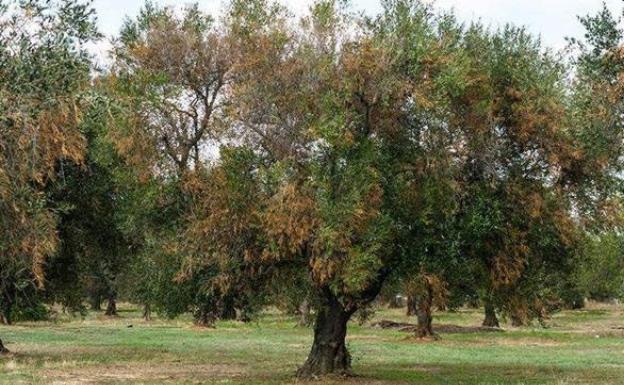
[0, 0, 99, 349]
[111, 2, 231, 176]
[46, 93, 134, 318]
[106, 2, 236, 324]
[451, 21, 610, 327]
[375, 1, 468, 336]
[180, 147, 270, 326]
[566, 3, 624, 308]
[576, 232, 624, 302]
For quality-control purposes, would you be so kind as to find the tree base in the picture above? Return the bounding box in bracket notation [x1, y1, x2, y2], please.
[0, 339, 8, 355]
[0, 312, 11, 325]
[194, 312, 216, 328]
[105, 299, 118, 317]
[297, 289, 354, 379]
[482, 302, 500, 328]
[482, 311, 500, 328]
[482, 317, 500, 328]
[143, 305, 152, 322]
[296, 351, 352, 379]
[416, 325, 439, 340]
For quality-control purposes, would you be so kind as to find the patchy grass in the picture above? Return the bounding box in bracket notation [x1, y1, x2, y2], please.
[1, 304, 624, 384]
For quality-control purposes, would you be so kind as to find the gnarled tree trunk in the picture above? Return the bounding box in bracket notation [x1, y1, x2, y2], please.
[0, 285, 17, 325]
[415, 279, 435, 338]
[416, 299, 434, 338]
[143, 304, 152, 321]
[297, 289, 354, 378]
[220, 297, 237, 321]
[195, 304, 217, 328]
[104, 295, 117, 317]
[1, 286, 16, 325]
[406, 294, 417, 316]
[482, 301, 500, 328]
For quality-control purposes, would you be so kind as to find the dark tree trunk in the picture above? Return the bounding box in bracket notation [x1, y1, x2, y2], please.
[415, 280, 435, 339]
[510, 312, 527, 327]
[89, 295, 102, 312]
[482, 302, 500, 328]
[406, 294, 417, 316]
[143, 304, 152, 321]
[220, 298, 237, 320]
[195, 305, 216, 328]
[0, 287, 15, 325]
[298, 300, 312, 327]
[104, 296, 117, 317]
[0, 338, 8, 355]
[416, 301, 434, 338]
[297, 289, 354, 379]
[0, 308, 11, 325]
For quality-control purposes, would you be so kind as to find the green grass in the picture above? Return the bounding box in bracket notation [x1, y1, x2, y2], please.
[1, 304, 624, 384]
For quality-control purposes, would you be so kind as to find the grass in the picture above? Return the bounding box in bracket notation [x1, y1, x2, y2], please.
[1, 303, 624, 384]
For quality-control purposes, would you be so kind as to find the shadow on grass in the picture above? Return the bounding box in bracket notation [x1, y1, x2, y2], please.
[371, 320, 504, 334]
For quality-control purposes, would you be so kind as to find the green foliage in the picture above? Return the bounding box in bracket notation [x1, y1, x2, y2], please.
[576, 232, 624, 301]
[0, 0, 99, 323]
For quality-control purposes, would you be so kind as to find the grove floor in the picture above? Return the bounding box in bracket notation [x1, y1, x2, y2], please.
[1, 303, 624, 384]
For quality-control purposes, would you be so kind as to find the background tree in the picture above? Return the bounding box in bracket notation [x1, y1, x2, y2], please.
[111, 2, 231, 176]
[565, 3, 624, 309]
[374, 0, 468, 336]
[47, 93, 134, 318]
[576, 232, 624, 302]
[107, 2, 241, 325]
[451, 23, 588, 327]
[180, 147, 270, 326]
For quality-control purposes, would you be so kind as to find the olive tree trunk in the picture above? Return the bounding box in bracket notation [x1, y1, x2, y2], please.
[1, 286, 16, 325]
[297, 290, 354, 378]
[416, 300, 434, 338]
[482, 302, 500, 328]
[143, 304, 152, 321]
[220, 298, 237, 321]
[104, 295, 117, 317]
[195, 303, 217, 328]
[406, 294, 417, 316]
[415, 280, 435, 338]
[0, 306, 11, 325]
